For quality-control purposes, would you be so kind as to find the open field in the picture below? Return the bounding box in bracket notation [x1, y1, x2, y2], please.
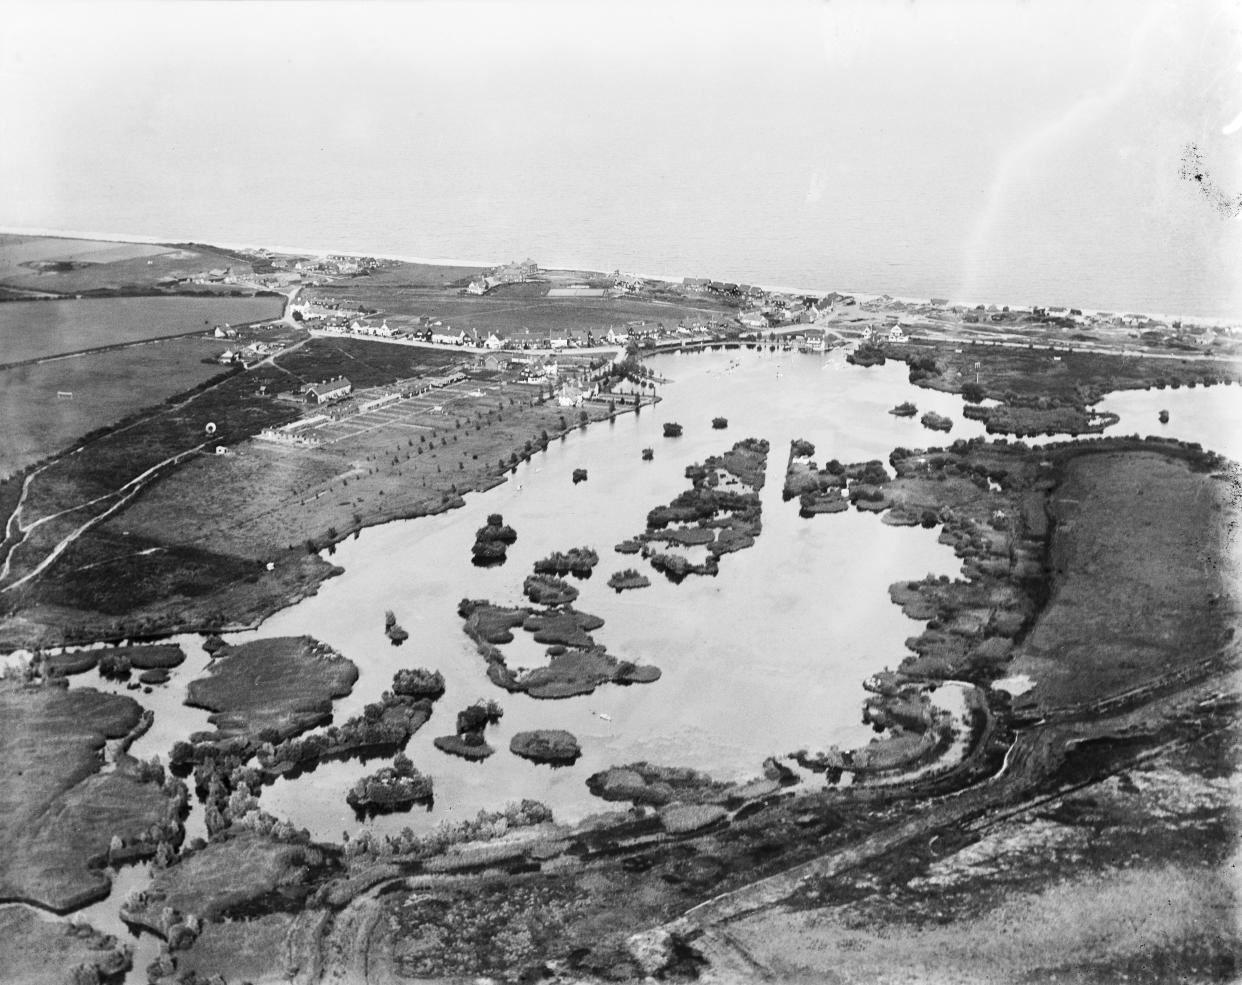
[0, 295, 285, 365]
[0, 679, 180, 912]
[339, 259, 486, 288]
[304, 284, 733, 341]
[0, 905, 134, 985]
[273, 335, 460, 389]
[0, 336, 227, 480]
[0, 342, 638, 648]
[901, 335, 1240, 404]
[0, 233, 256, 295]
[1012, 448, 1240, 712]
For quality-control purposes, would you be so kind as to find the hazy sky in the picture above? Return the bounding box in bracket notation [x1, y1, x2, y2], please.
[2, 0, 1239, 314]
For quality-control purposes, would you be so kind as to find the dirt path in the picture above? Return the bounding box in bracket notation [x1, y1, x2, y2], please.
[1, 441, 209, 593]
[656, 657, 1236, 951]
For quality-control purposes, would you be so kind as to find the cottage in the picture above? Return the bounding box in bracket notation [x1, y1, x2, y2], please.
[431, 330, 465, 346]
[305, 377, 352, 405]
[483, 333, 504, 350]
[888, 325, 906, 343]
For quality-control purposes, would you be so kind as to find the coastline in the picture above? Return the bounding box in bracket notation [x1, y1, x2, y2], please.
[3, 224, 1236, 328]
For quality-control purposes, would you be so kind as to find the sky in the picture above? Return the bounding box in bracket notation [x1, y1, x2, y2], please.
[2, 0, 1240, 316]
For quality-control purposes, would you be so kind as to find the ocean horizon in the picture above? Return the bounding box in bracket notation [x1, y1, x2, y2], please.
[4, 223, 1234, 328]
[4, 2, 1239, 321]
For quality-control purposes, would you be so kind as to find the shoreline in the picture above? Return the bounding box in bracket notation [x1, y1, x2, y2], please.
[3, 224, 1236, 328]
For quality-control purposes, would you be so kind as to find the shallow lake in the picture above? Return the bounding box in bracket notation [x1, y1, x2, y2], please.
[69, 346, 1242, 846]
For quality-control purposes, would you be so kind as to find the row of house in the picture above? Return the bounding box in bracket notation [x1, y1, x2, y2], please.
[216, 340, 276, 365]
[465, 258, 540, 295]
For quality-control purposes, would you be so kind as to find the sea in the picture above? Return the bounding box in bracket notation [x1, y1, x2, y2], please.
[2, 0, 1240, 321]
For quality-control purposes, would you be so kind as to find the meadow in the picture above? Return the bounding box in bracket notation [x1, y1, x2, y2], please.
[0, 294, 285, 364]
[305, 284, 731, 341]
[0, 234, 256, 296]
[0, 337, 227, 480]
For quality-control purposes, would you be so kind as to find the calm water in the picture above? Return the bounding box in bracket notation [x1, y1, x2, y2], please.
[66, 347, 1236, 845]
[36, 348, 1236, 982]
[5, 3, 1239, 319]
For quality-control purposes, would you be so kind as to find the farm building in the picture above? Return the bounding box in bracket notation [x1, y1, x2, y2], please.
[305, 377, 353, 404]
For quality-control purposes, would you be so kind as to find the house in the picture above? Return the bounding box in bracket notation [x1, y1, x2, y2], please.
[305, 377, 352, 405]
[930, 297, 950, 307]
[483, 333, 504, 349]
[216, 348, 238, 365]
[604, 328, 630, 345]
[888, 325, 906, 342]
[480, 353, 504, 371]
[431, 330, 465, 346]
[466, 279, 490, 295]
[738, 311, 767, 330]
[859, 326, 874, 342]
[557, 385, 584, 408]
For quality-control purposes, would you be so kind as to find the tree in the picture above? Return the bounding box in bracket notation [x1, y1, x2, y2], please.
[961, 381, 986, 403]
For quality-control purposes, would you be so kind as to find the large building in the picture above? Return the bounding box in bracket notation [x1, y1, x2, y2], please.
[305, 377, 352, 404]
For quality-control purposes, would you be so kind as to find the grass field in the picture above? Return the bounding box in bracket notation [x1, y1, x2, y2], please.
[0, 294, 285, 364]
[303, 284, 731, 340]
[0, 336, 227, 480]
[344, 260, 486, 289]
[273, 336, 461, 389]
[0, 234, 256, 295]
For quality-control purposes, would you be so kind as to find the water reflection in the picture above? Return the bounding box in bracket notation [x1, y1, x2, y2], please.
[57, 348, 1242, 846]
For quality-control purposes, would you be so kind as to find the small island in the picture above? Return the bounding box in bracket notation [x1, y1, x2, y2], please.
[608, 568, 651, 592]
[711, 416, 728, 429]
[533, 547, 600, 578]
[472, 513, 518, 566]
[384, 610, 409, 645]
[889, 401, 918, 417]
[572, 467, 588, 484]
[347, 752, 433, 815]
[662, 422, 683, 437]
[434, 699, 503, 761]
[641, 447, 654, 460]
[510, 729, 581, 766]
[920, 410, 953, 432]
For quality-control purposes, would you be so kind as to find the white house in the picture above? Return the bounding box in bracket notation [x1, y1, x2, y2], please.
[888, 325, 906, 343]
[483, 333, 504, 350]
[859, 326, 874, 342]
[431, 330, 465, 346]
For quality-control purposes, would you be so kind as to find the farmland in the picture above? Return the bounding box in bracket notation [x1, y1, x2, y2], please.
[0, 336, 227, 480]
[0, 295, 286, 365]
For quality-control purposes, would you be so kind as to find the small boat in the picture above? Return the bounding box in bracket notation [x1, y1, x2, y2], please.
[592, 710, 612, 722]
